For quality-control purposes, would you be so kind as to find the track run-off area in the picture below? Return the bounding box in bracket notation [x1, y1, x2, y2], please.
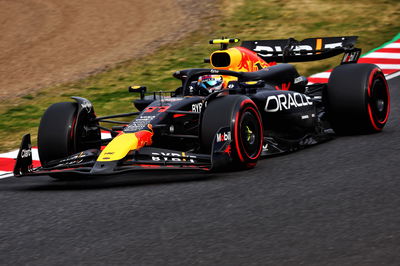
[0, 35, 400, 265]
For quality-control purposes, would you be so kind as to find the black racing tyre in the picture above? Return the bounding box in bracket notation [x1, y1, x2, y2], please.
[326, 63, 390, 134]
[38, 102, 100, 167]
[201, 95, 263, 169]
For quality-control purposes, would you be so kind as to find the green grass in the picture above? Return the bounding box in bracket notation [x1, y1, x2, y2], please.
[1, 0, 399, 152]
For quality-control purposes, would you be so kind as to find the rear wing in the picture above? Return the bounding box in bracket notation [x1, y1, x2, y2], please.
[241, 36, 361, 63]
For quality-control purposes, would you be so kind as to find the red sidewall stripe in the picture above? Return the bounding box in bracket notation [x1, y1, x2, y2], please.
[234, 99, 263, 162]
[367, 105, 382, 131]
[367, 69, 390, 130]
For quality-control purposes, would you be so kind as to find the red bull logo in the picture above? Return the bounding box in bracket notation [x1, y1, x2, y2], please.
[210, 46, 270, 72]
[134, 124, 153, 149]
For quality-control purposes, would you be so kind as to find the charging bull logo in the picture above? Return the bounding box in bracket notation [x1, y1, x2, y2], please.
[236, 47, 270, 72]
[211, 47, 270, 73]
[135, 124, 153, 148]
[275, 82, 291, 91]
[97, 124, 154, 162]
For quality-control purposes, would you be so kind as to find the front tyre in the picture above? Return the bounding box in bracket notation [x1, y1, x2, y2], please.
[38, 101, 100, 167]
[201, 95, 263, 169]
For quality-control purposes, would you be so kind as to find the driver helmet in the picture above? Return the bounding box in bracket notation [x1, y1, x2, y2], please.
[197, 75, 223, 93]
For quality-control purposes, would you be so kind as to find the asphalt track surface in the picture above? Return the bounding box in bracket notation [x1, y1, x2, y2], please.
[1, 76, 400, 265]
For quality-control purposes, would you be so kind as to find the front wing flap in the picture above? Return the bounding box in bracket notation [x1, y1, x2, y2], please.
[13, 127, 233, 177]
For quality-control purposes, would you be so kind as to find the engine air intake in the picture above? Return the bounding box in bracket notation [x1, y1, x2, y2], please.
[211, 52, 231, 67]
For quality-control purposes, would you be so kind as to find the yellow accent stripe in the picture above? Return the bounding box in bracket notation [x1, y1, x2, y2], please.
[97, 133, 138, 162]
[316, 38, 322, 50]
[210, 38, 240, 44]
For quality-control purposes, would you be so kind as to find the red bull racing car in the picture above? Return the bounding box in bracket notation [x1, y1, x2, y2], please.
[14, 37, 390, 178]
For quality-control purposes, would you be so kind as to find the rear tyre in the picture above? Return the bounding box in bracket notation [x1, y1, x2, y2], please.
[38, 102, 100, 167]
[201, 95, 263, 169]
[326, 63, 390, 134]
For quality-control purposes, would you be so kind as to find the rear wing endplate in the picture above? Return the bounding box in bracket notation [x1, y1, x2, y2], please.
[241, 36, 360, 63]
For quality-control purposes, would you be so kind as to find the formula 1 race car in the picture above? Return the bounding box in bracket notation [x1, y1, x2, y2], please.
[14, 36, 390, 178]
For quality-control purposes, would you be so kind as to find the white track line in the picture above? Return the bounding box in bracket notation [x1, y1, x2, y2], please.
[309, 72, 331, 78]
[0, 172, 14, 179]
[376, 64, 400, 69]
[363, 52, 400, 59]
[0, 148, 39, 161]
[387, 71, 400, 80]
[385, 43, 400, 48]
